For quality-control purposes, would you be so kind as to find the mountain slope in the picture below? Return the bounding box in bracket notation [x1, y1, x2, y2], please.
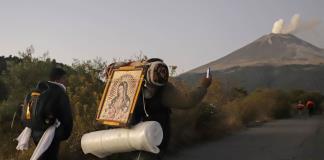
[189, 34, 324, 73]
[180, 64, 324, 93]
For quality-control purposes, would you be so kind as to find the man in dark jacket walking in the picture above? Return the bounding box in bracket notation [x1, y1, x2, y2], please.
[135, 77, 211, 160]
[107, 59, 212, 160]
[31, 68, 73, 160]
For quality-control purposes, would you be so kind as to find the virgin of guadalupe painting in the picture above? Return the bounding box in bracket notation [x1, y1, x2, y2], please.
[107, 81, 130, 121]
[97, 67, 144, 126]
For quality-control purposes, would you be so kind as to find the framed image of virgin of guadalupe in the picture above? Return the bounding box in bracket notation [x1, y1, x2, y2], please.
[96, 66, 145, 127]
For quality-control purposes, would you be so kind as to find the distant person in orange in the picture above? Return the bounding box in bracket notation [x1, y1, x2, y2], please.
[306, 100, 315, 117]
[296, 101, 305, 117]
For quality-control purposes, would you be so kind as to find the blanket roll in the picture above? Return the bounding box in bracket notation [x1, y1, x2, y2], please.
[81, 121, 163, 158]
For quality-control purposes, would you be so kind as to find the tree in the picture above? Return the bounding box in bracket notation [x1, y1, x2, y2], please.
[0, 79, 8, 101]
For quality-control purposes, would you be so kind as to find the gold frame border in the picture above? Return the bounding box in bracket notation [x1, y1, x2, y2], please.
[96, 66, 144, 127]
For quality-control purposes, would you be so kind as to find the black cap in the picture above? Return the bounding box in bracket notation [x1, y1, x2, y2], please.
[49, 67, 66, 81]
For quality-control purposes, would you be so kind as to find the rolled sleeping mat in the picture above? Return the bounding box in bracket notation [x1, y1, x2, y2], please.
[81, 121, 163, 158]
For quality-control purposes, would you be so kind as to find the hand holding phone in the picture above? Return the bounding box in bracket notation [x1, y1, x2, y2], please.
[201, 67, 212, 88]
[206, 67, 210, 78]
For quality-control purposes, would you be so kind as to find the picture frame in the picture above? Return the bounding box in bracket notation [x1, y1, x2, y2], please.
[96, 66, 145, 127]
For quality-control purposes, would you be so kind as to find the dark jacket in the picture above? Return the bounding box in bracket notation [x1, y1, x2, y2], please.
[132, 82, 208, 150]
[32, 82, 73, 142]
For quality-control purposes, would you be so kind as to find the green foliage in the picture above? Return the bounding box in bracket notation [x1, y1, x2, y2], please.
[0, 48, 56, 123]
[0, 56, 6, 73]
[0, 55, 21, 102]
[0, 79, 8, 101]
[61, 58, 107, 158]
[0, 49, 108, 159]
[172, 81, 324, 150]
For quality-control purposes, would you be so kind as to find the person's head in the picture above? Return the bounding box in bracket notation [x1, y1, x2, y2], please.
[49, 67, 67, 85]
[117, 81, 128, 97]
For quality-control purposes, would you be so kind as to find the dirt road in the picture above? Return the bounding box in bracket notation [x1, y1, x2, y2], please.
[166, 116, 324, 160]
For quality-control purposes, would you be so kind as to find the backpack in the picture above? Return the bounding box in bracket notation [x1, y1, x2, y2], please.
[22, 81, 57, 130]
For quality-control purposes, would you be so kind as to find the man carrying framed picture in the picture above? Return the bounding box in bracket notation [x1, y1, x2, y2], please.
[86, 58, 211, 160]
[105, 58, 212, 160]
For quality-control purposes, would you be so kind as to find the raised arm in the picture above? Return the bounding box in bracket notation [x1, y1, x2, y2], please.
[161, 77, 212, 109]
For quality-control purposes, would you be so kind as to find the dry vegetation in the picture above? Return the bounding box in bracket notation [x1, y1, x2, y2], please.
[168, 79, 324, 153]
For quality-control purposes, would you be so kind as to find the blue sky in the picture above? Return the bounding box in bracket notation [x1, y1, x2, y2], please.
[0, 0, 323, 73]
